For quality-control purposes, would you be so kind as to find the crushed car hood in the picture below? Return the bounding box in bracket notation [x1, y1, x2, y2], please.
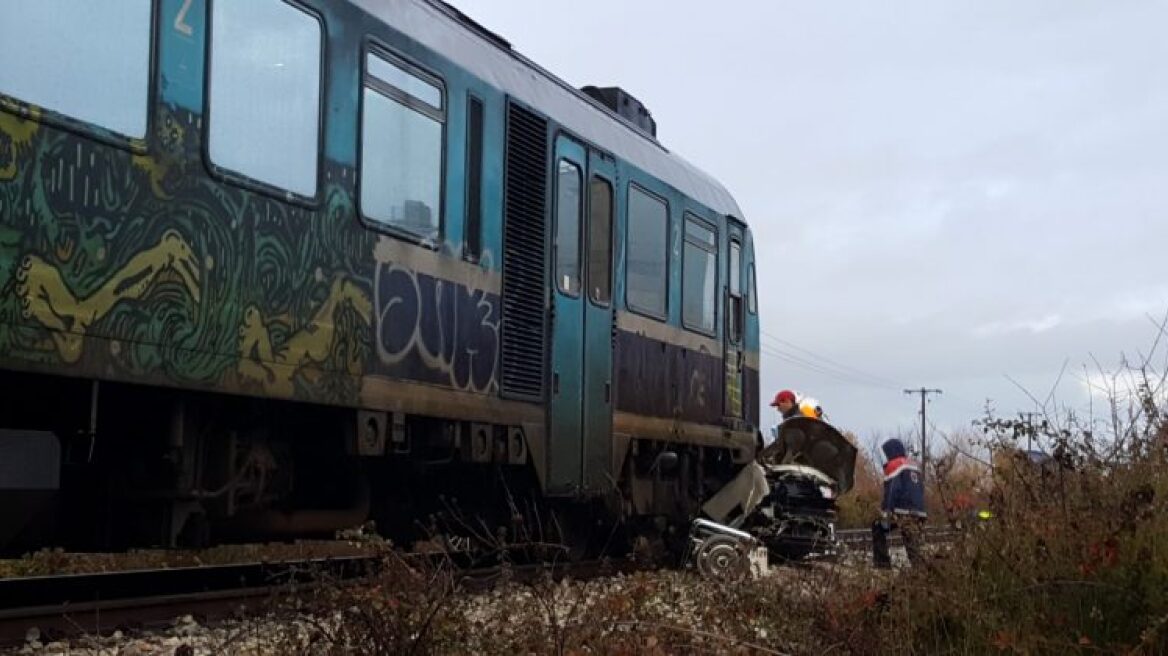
[758, 417, 857, 494]
[765, 464, 836, 487]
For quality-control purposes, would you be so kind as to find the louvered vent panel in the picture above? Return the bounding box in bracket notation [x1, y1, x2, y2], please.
[500, 103, 549, 401]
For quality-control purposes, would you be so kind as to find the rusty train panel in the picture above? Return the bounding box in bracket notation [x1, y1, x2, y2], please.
[613, 328, 723, 427]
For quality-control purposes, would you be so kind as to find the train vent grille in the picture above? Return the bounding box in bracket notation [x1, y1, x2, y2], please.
[500, 102, 549, 401]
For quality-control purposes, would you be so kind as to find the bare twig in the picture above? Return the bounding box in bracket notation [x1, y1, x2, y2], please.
[1004, 374, 1045, 413]
[1043, 358, 1070, 413]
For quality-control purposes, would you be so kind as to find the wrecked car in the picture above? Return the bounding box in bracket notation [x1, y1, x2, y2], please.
[690, 416, 857, 575]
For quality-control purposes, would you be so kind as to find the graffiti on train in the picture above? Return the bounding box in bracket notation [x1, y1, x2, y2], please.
[373, 260, 500, 394]
[1, 102, 510, 404]
[0, 105, 378, 406]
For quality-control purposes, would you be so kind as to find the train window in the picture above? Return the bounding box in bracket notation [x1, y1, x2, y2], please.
[554, 159, 582, 296]
[626, 185, 668, 318]
[0, 2, 151, 140]
[682, 216, 717, 334]
[748, 263, 758, 315]
[587, 177, 613, 305]
[360, 51, 445, 241]
[729, 240, 743, 342]
[465, 96, 484, 260]
[208, 0, 322, 197]
[730, 241, 742, 296]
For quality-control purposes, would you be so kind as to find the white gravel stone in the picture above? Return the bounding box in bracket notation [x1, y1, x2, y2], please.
[8, 554, 923, 656]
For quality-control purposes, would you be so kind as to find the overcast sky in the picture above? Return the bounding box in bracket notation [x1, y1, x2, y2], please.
[452, 0, 1168, 448]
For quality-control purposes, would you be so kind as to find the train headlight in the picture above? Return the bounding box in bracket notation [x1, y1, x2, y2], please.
[819, 485, 834, 499]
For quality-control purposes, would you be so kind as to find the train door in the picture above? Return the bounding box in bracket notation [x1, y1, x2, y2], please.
[581, 153, 615, 494]
[548, 135, 587, 495]
[723, 221, 746, 423]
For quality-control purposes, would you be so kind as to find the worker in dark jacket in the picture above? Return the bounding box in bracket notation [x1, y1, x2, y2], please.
[769, 389, 801, 420]
[872, 437, 927, 568]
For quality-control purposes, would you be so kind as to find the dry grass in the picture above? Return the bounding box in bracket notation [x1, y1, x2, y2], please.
[266, 341, 1168, 655]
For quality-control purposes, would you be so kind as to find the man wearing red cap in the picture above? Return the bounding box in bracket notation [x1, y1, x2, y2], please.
[770, 389, 801, 420]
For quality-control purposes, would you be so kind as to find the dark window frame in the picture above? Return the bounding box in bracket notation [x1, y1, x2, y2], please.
[624, 181, 670, 321]
[463, 94, 484, 261]
[681, 212, 719, 337]
[0, 0, 160, 155]
[203, 0, 327, 208]
[586, 174, 614, 308]
[355, 40, 448, 248]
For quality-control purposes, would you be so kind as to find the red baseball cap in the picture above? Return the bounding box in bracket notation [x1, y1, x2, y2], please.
[770, 390, 797, 407]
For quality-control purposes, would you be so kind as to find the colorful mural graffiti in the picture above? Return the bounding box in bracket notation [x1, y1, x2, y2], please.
[0, 102, 501, 410]
[15, 228, 200, 364]
[235, 275, 372, 398]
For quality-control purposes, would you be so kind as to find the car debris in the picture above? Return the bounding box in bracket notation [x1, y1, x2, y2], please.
[688, 416, 857, 578]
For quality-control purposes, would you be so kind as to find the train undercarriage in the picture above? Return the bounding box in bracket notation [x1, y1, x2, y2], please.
[0, 369, 745, 562]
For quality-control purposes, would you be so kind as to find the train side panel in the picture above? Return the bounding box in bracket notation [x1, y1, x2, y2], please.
[0, 0, 759, 550]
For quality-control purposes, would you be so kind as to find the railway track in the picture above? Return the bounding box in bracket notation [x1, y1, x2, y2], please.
[0, 554, 381, 647]
[836, 525, 960, 549]
[0, 527, 962, 647]
[0, 551, 648, 648]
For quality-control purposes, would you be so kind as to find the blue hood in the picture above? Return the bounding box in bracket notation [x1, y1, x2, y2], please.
[881, 438, 907, 462]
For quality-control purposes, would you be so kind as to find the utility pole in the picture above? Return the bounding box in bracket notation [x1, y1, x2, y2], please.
[1019, 411, 1041, 453]
[904, 388, 942, 482]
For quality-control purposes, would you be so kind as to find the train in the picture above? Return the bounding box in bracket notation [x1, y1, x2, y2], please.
[0, 0, 760, 557]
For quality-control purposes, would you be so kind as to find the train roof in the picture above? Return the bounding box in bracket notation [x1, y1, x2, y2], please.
[350, 0, 746, 219]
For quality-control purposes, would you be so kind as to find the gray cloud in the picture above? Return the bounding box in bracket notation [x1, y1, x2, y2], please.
[453, 0, 1168, 441]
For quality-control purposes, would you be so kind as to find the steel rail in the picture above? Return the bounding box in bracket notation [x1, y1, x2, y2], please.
[0, 552, 649, 647]
[835, 525, 960, 549]
[0, 555, 379, 646]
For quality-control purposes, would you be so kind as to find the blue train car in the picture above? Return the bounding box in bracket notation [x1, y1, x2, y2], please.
[0, 0, 759, 553]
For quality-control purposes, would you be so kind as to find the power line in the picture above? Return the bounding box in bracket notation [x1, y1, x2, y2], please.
[760, 348, 880, 388]
[758, 345, 902, 391]
[760, 331, 998, 418]
[761, 330, 909, 389]
[762, 334, 902, 389]
[926, 419, 994, 468]
[758, 340, 903, 391]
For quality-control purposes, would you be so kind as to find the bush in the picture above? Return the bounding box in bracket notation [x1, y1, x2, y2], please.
[835, 431, 885, 529]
